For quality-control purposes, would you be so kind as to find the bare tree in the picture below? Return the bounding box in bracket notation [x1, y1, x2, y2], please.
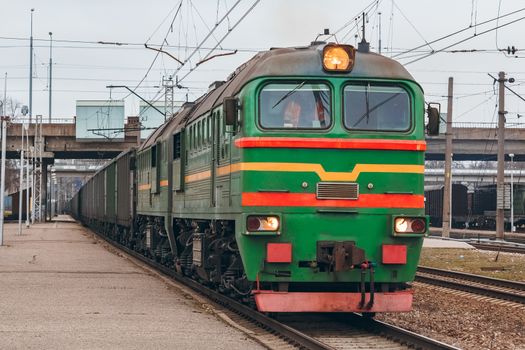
[6, 97, 22, 117]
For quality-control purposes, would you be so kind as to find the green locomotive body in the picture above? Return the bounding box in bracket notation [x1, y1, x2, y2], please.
[72, 42, 428, 313]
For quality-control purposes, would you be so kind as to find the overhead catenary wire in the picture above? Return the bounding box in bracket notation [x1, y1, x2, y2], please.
[169, 0, 242, 79]
[331, 0, 381, 37]
[391, 0, 434, 52]
[495, 0, 504, 50]
[145, 2, 183, 43]
[0, 38, 264, 54]
[470, 0, 478, 30]
[127, 1, 184, 98]
[176, 0, 260, 84]
[455, 95, 495, 119]
[403, 13, 525, 65]
[393, 6, 525, 59]
[339, 3, 382, 44]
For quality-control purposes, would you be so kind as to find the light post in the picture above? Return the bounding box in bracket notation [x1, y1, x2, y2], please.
[0, 73, 7, 245]
[510, 153, 515, 232]
[28, 8, 34, 124]
[18, 126, 24, 235]
[0, 117, 5, 246]
[17, 106, 28, 235]
[48, 32, 52, 123]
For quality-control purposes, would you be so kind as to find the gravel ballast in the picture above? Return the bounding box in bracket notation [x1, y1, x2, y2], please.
[377, 283, 525, 349]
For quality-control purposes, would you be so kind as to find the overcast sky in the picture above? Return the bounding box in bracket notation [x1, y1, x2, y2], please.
[1, 0, 525, 126]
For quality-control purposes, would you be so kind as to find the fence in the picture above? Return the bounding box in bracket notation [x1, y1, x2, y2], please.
[6, 117, 75, 124]
[453, 122, 525, 129]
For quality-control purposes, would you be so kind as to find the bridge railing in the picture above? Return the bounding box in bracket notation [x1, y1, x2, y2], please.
[7, 117, 75, 124]
[453, 122, 525, 129]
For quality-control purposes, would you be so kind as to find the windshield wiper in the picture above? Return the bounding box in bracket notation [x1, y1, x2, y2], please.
[352, 92, 401, 127]
[272, 81, 306, 109]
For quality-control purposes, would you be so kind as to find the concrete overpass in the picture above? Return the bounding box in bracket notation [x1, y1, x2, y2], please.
[3, 117, 140, 160]
[2, 117, 140, 221]
[425, 124, 525, 161]
[424, 168, 525, 185]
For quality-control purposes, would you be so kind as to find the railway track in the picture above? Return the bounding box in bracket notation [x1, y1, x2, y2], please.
[469, 242, 525, 254]
[278, 313, 460, 350]
[428, 228, 525, 245]
[416, 266, 525, 305]
[91, 229, 458, 350]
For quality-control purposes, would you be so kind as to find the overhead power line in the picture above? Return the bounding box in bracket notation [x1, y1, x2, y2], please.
[177, 0, 260, 84]
[403, 13, 525, 65]
[0, 38, 263, 53]
[393, 7, 525, 59]
[128, 0, 184, 98]
[391, 0, 434, 52]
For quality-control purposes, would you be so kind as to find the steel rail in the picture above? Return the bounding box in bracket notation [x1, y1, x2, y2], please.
[469, 242, 525, 255]
[355, 316, 461, 350]
[417, 266, 525, 304]
[90, 228, 458, 350]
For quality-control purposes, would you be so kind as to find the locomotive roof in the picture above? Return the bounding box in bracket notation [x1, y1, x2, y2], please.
[140, 42, 417, 150]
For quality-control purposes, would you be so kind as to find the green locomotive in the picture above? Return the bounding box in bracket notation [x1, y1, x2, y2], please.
[72, 41, 434, 313]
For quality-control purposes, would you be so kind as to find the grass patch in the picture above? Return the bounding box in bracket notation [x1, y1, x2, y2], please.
[419, 248, 525, 282]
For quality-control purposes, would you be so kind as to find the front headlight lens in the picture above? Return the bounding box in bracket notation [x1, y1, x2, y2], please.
[394, 217, 426, 233]
[247, 216, 280, 232]
[322, 44, 355, 72]
[395, 218, 409, 232]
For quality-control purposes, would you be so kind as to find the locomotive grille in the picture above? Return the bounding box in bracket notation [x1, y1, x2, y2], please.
[316, 182, 359, 200]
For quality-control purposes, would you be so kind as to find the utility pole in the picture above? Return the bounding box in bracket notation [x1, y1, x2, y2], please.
[26, 8, 34, 227]
[0, 72, 7, 245]
[442, 77, 453, 238]
[18, 125, 24, 235]
[48, 32, 53, 124]
[16, 108, 28, 234]
[378, 12, 382, 55]
[164, 76, 175, 122]
[33, 114, 43, 222]
[29, 8, 34, 125]
[0, 117, 6, 246]
[496, 71, 506, 240]
[25, 126, 30, 228]
[510, 153, 515, 232]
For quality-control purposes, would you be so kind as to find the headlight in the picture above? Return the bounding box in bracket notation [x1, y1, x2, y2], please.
[322, 44, 355, 72]
[394, 217, 426, 234]
[247, 216, 280, 232]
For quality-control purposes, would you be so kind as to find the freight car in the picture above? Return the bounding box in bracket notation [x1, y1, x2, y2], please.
[3, 195, 12, 218]
[4, 189, 30, 220]
[71, 41, 435, 314]
[424, 184, 469, 228]
[470, 183, 525, 230]
[424, 183, 525, 231]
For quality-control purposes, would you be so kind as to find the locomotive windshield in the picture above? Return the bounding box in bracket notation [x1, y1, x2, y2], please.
[343, 84, 410, 132]
[259, 82, 331, 129]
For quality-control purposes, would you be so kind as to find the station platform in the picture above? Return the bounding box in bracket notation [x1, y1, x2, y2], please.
[423, 237, 474, 249]
[429, 227, 525, 241]
[0, 219, 263, 349]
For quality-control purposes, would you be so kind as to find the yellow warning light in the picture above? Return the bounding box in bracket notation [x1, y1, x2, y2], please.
[322, 45, 355, 72]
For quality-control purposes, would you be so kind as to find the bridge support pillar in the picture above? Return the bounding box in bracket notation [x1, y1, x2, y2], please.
[41, 158, 52, 221]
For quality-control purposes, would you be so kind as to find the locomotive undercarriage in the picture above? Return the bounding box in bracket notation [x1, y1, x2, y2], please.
[86, 214, 252, 302]
[130, 215, 173, 266]
[174, 218, 252, 302]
